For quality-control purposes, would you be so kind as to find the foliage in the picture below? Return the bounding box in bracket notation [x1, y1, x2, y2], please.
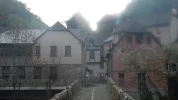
[0, 29, 50, 100]
[124, 0, 177, 17]
[119, 46, 164, 73]
[164, 43, 178, 63]
[163, 43, 178, 100]
[97, 14, 118, 39]
[66, 13, 91, 32]
[119, 44, 178, 99]
[107, 78, 134, 100]
[0, 0, 48, 30]
[119, 46, 165, 100]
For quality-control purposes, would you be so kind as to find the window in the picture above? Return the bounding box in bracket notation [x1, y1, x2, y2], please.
[19, 67, 25, 79]
[127, 36, 132, 44]
[89, 50, 95, 59]
[50, 67, 57, 79]
[65, 46, 71, 57]
[146, 37, 152, 44]
[136, 35, 143, 44]
[2, 67, 10, 79]
[51, 46, 57, 57]
[118, 73, 124, 85]
[35, 46, 40, 55]
[34, 67, 41, 79]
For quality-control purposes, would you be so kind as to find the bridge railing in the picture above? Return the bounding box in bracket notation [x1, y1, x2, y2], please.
[107, 77, 135, 100]
[50, 80, 80, 100]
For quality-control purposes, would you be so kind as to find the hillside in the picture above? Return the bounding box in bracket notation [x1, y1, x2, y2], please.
[124, 0, 178, 17]
[97, 14, 118, 39]
[0, 0, 48, 32]
[66, 13, 92, 32]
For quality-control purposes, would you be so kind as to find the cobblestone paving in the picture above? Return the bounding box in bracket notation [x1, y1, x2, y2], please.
[73, 84, 112, 100]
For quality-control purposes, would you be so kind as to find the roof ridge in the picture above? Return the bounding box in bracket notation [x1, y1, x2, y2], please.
[47, 21, 67, 31]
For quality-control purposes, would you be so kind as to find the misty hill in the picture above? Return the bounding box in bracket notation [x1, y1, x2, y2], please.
[97, 14, 118, 39]
[124, 0, 178, 17]
[0, 0, 48, 32]
[66, 13, 92, 32]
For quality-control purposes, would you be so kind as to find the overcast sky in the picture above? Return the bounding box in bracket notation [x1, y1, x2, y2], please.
[18, 0, 131, 30]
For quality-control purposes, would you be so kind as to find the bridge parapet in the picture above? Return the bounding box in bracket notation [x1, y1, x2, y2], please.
[107, 78, 135, 100]
[50, 80, 80, 100]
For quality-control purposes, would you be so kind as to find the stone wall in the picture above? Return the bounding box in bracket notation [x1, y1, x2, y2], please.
[107, 77, 135, 100]
[50, 80, 80, 100]
[0, 64, 82, 88]
[54, 64, 81, 86]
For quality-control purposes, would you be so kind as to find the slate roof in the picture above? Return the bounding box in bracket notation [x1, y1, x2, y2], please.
[115, 19, 149, 33]
[69, 29, 86, 41]
[47, 21, 67, 31]
[35, 21, 84, 45]
[0, 22, 84, 45]
[0, 29, 45, 43]
[132, 12, 172, 27]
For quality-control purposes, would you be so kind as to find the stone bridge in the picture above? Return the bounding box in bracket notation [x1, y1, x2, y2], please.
[50, 78, 134, 100]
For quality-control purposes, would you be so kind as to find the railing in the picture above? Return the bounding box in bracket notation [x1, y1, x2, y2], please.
[50, 80, 80, 100]
[107, 77, 135, 100]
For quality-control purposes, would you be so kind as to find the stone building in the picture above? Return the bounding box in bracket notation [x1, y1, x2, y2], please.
[108, 20, 166, 99]
[0, 21, 84, 90]
[129, 7, 178, 45]
[85, 34, 107, 83]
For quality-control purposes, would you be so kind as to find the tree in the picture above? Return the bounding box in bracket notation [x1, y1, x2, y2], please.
[0, 0, 48, 29]
[119, 46, 165, 100]
[66, 13, 92, 32]
[0, 29, 47, 100]
[163, 43, 178, 100]
[124, 0, 177, 17]
[97, 14, 118, 39]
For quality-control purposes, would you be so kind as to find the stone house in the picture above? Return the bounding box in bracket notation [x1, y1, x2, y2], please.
[131, 7, 178, 45]
[109, 20, 167, 99]
[103, 36, 114, 77]
[86, 34, 107, 83]
[0, 21, 84, 89]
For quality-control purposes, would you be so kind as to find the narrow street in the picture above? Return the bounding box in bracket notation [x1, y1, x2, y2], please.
[73, 84, 112, 100]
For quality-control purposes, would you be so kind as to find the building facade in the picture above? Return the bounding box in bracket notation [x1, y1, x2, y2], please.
[107, 20, 167, 99]
[0, 22, 84, 89]
[133, 7, 178, 45]
[86, 35, 107, 83]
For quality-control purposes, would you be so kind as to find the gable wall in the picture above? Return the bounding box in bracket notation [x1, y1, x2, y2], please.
[148, 26, 170, 45]
[36, 31, 82, 64]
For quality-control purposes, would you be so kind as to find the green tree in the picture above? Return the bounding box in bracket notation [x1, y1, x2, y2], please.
[0, 0, 48, 30]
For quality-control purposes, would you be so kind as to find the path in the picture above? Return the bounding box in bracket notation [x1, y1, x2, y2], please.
[73, 84, 112, 100]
